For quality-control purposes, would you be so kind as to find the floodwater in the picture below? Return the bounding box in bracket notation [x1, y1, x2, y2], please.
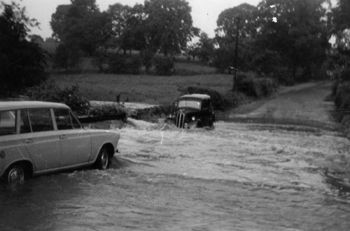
[1, 121, 350, 231]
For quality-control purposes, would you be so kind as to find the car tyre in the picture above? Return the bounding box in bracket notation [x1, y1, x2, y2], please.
[95, 147, 110, 170]
[6, 165, 25, 184]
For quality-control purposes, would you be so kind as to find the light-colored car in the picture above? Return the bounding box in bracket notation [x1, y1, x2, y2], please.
[0, 101, 120, 183]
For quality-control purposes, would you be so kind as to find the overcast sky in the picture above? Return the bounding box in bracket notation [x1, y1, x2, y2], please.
[3, 0, 262, 39]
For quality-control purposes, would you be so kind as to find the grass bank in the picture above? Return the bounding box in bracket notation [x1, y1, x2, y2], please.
[52, 73, 233, 105]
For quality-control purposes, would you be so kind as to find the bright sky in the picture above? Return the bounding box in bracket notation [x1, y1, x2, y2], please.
[3, 0, 262, 39]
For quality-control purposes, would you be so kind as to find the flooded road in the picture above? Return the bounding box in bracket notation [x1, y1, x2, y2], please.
[1, 121, 350, 231]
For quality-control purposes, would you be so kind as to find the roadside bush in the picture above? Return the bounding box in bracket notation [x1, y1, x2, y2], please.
[235, 72, 276, 97]
[154, 57, 175, 76]
[27, 79, 90, 115]
[89, 104, 127, 117]
[142, 50, 155, 73]
[223, 90, 248, 108]
[92, 51, 109, 73]
[108, 54, 142, 74]
[334, 83, 350, 122]
[53, 42, 83, 72]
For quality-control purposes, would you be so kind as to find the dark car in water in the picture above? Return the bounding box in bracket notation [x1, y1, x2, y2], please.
[166, 94, 215, 129]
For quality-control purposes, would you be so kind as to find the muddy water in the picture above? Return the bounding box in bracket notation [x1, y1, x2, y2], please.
[1, 122, 350, 231]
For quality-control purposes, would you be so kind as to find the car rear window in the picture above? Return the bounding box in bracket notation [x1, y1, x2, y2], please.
[0, 111, 16, 136]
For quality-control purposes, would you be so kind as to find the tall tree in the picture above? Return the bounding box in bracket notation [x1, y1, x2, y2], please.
[214, 4, 257, 72]
[331, 0, 350, 81]
[197, 32, 215, 62]
[255, 0, 330, 80]
[50, 0, 110, 56]
[0, 2, 47, 97]
[144, 0, 198, 56]
[107, 3, 146, 54]
[216, 3, 257, 46]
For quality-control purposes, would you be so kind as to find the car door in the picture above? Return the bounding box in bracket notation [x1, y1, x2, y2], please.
[19, 108, 61, 172]
[53, 108, 91, 168]
[200, 99, 212, 125]
[0, 110, 31, 177]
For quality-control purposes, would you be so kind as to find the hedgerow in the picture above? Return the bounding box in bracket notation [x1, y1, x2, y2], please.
[27, 79, 90, 115]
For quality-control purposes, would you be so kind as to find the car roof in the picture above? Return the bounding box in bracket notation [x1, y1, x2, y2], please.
[179, 94, 211, 100]
[0, 101, 70, 111]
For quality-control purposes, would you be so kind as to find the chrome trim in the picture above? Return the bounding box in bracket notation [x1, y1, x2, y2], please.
[175, 112, 185, 128]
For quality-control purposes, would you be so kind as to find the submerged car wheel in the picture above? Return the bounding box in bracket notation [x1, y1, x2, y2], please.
[7, 165, 25, 184]
[96, 148, 110, 170]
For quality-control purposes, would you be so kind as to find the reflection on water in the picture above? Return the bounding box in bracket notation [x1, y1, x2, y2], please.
[1, 122, 350, 231]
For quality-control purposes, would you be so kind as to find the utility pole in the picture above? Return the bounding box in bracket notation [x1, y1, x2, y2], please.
[233, 17, 240, 91]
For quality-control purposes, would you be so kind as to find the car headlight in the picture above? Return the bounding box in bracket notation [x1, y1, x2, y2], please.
[192, 116, 195, 121]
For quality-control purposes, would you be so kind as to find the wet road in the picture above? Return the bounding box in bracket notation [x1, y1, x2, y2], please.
[2, 81, 350, 230]
[1, 121, 350, 231]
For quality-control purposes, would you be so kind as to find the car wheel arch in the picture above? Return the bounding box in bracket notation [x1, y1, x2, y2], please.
[96, 143, 115, 160]
[3, 160, 33, 181]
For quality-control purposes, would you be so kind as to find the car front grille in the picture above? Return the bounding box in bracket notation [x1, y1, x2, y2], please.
[175, 112, 185, 128]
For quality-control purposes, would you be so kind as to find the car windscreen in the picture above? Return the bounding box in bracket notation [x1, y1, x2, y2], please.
[178, 99, 201, 110]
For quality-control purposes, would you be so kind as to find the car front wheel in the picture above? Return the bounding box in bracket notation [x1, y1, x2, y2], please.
[6, 165, 25, 184]
[95, 148, 110, 170]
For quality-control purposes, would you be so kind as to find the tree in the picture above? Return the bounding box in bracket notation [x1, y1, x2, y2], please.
[107, 3, 146, 54]
[332, 0, 350, 33]
[29, 34, 44, 43]
[108, 3, 131, 53]
[53, 42, 82, 71]
[216, 3, 257, 46]
[50, 4, 70, 41]
[255, 0, 330, 81]
[197, 32, 215, 63]
[214, 4, 257, 73]
[331, 0, 350, 81]
[144, 0, 199, 56]
[51, 0, 111, 56]
[0, 2, 48, 97]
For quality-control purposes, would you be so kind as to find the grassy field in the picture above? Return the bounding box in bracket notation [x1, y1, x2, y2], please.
[51, 60, 233, 105]
[52, 73, 233, 105]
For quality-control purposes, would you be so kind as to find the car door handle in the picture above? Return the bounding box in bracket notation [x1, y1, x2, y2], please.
[59, 135, 67, 139]
[25, 139, 34, 144]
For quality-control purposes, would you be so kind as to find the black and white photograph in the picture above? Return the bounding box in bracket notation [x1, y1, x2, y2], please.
[1, 0, 350, 230]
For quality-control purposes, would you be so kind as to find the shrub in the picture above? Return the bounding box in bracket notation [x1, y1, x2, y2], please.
[335, 83, 350, 109]
[124, 56, 142, 74]
[89, 104, 127, 117]
[154, 57, 175, 76]
[53, 42, 82, 71]
[27, 79, 90, 115]
[108, 54, 142, 74]
[92, 51, 109, 73]
[235, 72, 276, 97]
[142, 50, 155, 73]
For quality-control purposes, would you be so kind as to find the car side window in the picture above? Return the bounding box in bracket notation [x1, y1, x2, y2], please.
[0, 111, 16, 136]
[20, 110, 32, 134]
[202, 100, 210, 110]
[28, 108, 54, 132]
[54, 109, 73, 130]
